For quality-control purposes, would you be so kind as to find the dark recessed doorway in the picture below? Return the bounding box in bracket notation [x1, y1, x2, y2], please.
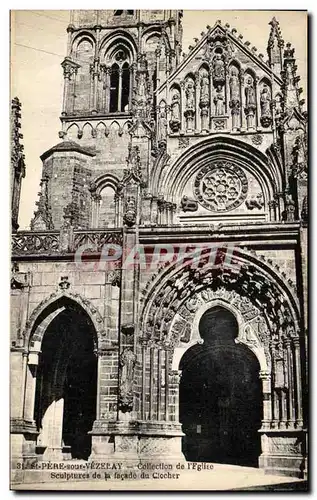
[179, 306, 262, 467]
[34, 299, 97, 460]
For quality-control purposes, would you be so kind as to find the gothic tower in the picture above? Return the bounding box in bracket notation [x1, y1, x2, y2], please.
[11, 12, 307, 484]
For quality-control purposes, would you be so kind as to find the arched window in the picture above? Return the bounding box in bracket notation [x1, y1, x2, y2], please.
[99, 186, 116, 227]
[110, 64, 119, 112]
[109, 49, 131, 112]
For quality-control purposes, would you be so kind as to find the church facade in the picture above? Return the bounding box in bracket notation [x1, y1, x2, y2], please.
[11, 10, 308, 483]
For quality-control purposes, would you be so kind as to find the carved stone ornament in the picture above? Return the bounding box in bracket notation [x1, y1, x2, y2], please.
[194, 161, 248, 212]
[251, 134, 264, 145]
[245, 193, 264, 210]
[119, 348, 136, 411]
[123, 196, 137, 227]
[179, 137, 190, 149]
[180, 195, 198, 212]
[59, 276, 70, 291]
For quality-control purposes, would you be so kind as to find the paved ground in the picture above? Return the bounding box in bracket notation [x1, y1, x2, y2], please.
[12, 463, 307, 491]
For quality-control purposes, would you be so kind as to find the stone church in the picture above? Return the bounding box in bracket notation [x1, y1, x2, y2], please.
[11, 10, 307, 483]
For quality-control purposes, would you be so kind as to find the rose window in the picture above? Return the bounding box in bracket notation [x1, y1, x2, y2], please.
[194, 161, 248, 212]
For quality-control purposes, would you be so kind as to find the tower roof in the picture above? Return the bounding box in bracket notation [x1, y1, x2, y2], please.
[40, 140, 95, 161]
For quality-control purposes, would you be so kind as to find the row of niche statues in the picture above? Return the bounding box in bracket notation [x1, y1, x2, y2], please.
[163, 66, 273, 135]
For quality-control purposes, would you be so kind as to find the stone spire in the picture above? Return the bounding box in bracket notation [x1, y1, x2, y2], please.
[30, 175, 54, 230]
[281, 42, 305, 113]
[267, 17, 284, 74]
[11, 97, 26, 232]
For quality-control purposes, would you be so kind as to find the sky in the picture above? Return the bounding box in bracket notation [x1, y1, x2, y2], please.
[10, 10, 307, 230]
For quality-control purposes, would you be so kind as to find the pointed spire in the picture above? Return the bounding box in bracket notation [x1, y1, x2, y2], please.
[11, 97, 26, 232]
[281, 42, 304, 112]
[267, 17, 284, 73]
[30, 175, 54, 230]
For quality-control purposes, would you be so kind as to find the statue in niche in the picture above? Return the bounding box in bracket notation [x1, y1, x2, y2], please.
[185, 79, 195, 110]
[275, 94, 282, 121]
[200, 73, 209, 102]
[260, 85, 272, 127]
[212, 53, 225, 85]
[229, 67, 240, 102]
[245, 77, 256, 107]
[214, 85, 225, 116]
[180, 195, 198, 212]
[137, 73, 147, 99]
[119, 348, 136, 411]
[157, 109, 167, 143]
[171, 93, 180, 121]
[169, 92, 181, 133]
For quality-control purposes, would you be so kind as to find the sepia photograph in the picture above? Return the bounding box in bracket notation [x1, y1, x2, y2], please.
[10, 8, 308, 491]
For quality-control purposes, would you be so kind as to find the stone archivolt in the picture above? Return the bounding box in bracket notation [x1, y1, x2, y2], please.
[141, 246, 300, 348]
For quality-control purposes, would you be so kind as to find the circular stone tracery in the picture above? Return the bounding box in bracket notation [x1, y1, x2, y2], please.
[193, 161, 248, 212]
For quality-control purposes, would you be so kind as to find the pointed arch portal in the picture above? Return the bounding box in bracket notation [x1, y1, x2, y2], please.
[179, 306, 262, 466]
[33, 299, 98, 460]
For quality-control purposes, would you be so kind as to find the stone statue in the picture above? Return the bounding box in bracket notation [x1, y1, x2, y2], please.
[229, 67, 240, 102]
[260, 85, 272, 127]
[200, 73, 209, 102]
[185, 80, 195, 110]
[171, 93, 180, 121]
[119, 348, 136, 411]
[212, 53, 225, 84]
[137, 73, 147, 99]
[214, 85, 225, 116]
[170, 92, 181, 132]
[157, 111, 167, 142]
[180, 195, 198, 212]
[245, 78, 256, 107]
[260, 85, 271, 116]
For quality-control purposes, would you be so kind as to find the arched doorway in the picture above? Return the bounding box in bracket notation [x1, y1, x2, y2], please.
[179, 306, 262, 467]
[34, 299, 97, 460]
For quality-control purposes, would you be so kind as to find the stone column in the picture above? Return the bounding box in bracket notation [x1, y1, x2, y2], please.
[269, 199, 277, 222]
[41, 399, 64, 460]
[240, 71, 247, 130]
[23, 351, 39, 422]
[118, 68, 123, 112]
[279, 389, 287, 429]
[285, 338, 295, 427]
[91, 193, 101, 227]
[169, 370, 182, 422]
[129, 64, 134, 111]
[149, 347, 155, 420]
[259, 370, 272, 430]
[164, 350, 170, 421]
[293, 337, 303, 427]
[180, 80, 185, 132]
[194, 71, 200, 132]
[104, 66, 111, 113]
[209, 69, 213, 120]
